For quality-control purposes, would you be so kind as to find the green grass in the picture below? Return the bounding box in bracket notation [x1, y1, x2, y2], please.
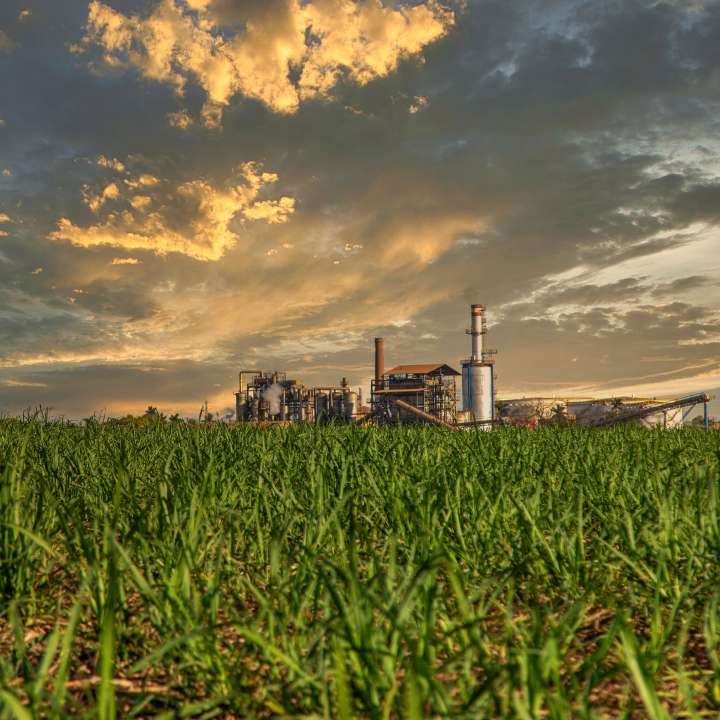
[0, 421, 719, 718]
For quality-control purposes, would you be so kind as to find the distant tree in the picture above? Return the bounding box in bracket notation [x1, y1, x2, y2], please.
[495, 400, 509, 418]
[144, 406, 166, 422]
[169, 413, 183, 423]
[551, 404, 568, 424]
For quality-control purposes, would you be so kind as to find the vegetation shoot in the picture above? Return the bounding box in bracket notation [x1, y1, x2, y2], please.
[1, 421, 719, 718]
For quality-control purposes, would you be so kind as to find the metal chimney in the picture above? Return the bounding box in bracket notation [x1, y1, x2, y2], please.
[374, 337, 385, 383]
[463, 304, 494, 428]
[470, 304, 485, 361]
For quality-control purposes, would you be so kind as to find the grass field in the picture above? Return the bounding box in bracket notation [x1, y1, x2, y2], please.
[1, 422, 719, 718]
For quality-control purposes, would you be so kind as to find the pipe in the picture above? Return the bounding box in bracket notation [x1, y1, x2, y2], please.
[390, 397, 456, 431]
[374, 337, 385, 384]
[490, 364, 495, 421]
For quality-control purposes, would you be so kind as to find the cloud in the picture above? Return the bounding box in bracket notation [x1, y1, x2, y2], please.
[652, 275, 710, 297]
[97, 155, 126, 172]
[0, 30, 16, 53]
[167, 109, 193, 129]
[49, 161, 295, 261]
[2, 169, 12, 177]
[84, 182, 121, 212]
[1, 379, 48, 389]
[408, 95, 429, 114]
[79, 0, 454, 122]
[0, 213, 12, 223]
[124, 174, 159, 189]
[130, 195, 152, 211]
[111, 257, 141, 265]
[0, 231, 9, 238]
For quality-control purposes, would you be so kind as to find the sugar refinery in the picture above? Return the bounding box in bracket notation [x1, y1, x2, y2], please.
[233, 304, 712, 430]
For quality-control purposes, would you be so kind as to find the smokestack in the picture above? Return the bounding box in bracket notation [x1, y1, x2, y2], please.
[471, 304, 485, 361]
[374, 337, 385, 383]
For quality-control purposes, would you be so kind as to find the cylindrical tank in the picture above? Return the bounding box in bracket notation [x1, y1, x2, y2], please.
[462, 362, 494, 426]
[236, 396, 248, 421]
[315, 392, 329, 421]
[332, 391, 344, 417]
[344, 390, 357, 420]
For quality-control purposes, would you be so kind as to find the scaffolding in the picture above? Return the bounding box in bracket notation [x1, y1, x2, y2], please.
[371, 365, 459, 425]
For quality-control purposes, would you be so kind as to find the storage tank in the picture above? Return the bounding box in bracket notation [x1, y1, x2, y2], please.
[344, 390, 357, 420]
[315, 392, 329, 421]
[462, 363, 494, 423]
[235, 395, 248, 421]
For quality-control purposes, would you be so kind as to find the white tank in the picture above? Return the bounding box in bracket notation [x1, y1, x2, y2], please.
[463, 363, 494, 426]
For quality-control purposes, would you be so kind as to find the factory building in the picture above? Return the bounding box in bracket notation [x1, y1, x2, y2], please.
[370, 305, 497, 427]
[371, 361, 460, 425]
[231, 303, 711, 430]
[235, 371, 362, 424]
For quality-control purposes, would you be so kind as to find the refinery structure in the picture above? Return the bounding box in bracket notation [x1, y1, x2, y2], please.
[232, 304, 712, 430]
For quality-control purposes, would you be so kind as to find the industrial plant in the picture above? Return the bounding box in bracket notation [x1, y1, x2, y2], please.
[232, 304, 712, 430]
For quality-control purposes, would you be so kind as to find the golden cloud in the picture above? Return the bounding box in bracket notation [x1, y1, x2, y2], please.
[80, 0, 453, 122]
[167, 108, 193, 129]
[130, 195, 152, 210]
[125, 174, 160, 189]
[49, 161, 295, 261]
[97, 155, 126, 172]
[0, 213, 12, 222]
[84, 182, 121, 212]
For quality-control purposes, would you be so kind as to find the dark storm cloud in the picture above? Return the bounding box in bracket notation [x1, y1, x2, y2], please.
[1, 0, 719, 416]
[203, 0, 293, 26]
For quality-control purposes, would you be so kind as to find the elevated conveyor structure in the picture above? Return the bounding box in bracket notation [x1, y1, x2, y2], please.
[589, 393, 711, 428]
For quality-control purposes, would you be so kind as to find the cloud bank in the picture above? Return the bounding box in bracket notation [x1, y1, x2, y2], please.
[49, 161, 295, 261]
[80, 0, 454, 124]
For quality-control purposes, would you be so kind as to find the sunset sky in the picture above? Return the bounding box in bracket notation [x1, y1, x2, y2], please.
[1, 0, 718, 419]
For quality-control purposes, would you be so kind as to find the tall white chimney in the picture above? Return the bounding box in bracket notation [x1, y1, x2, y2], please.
[470, 304, 485, 361]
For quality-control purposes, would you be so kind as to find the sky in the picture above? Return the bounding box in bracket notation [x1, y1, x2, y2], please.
[0, 0, 718, 420]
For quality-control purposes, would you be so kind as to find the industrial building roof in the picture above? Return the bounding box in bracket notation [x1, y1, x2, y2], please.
[385, 363, 461, 377]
